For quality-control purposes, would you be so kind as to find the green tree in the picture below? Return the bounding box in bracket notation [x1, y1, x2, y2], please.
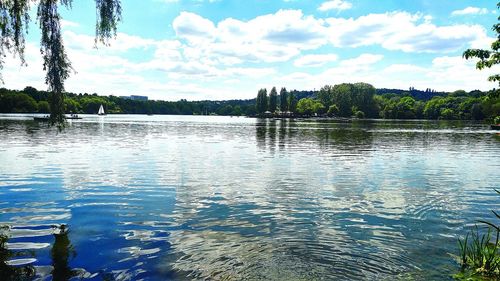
[471, 103, 484, 120]
[443, 108, 457, 120]
[331, 83, 354, 117]
[450, 90, 468, 97]
[269, 87, 278, 112]
[423, 96, 463, 119]
[296, 98, 313, 116]
[414, 100, 425, 119]
[245, 105, 257, 116]
[217, 104, 233, 115]
[80, 96, 108, 113]
[232, 105, 242, 116]
[382, 96, 417, 119]
[1, 92, 39, 113]
[327, 104, 339, 116]
[288, 91, 297, 113]
[351, 82, 377, 117]
[312, 101, 326, 115]
[255, 90, 261, 114]
[64, 98, 80, 113]
[24, 86, 43, 101]
[279, 87, 288, 112]
[38, 100, 50, 113]
[0, 0, 122, 126]
[296, 98, 325, 116]
[354, 110, 365, 118]
[318, 85, 333, 107]
[256, 88, 268, 114]
[463, 2, 500, 85]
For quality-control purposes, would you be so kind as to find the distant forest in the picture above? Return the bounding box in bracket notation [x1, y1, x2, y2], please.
[0, 84, 499, 121]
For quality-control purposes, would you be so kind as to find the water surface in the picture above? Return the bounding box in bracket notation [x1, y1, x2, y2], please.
[0, 114, 499, 280]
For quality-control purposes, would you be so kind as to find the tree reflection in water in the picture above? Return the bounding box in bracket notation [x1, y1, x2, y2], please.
[0, 224, 77, 281]
[51, 225, 77, 281]
[0, 226, 36, 281]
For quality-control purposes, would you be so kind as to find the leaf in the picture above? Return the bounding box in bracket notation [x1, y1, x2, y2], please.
[478, 220, 500, 231]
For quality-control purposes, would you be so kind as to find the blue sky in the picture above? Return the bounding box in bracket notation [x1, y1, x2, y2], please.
[3, 0, 499, 100]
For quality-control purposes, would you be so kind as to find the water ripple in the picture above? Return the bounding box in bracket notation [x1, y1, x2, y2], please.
[0, 115, 498, 280]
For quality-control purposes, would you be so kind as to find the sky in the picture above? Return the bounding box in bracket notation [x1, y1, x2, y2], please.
[2, 0, 499, 101]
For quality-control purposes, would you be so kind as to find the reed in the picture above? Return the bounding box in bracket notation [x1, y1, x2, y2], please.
[455, 190, 500, 280]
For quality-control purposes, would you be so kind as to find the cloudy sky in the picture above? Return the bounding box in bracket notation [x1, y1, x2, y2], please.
[2, 0, 499, 100]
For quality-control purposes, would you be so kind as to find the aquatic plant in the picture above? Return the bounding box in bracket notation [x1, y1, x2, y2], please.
[0, 226, 36, 281]
[455, 190, 500, 280]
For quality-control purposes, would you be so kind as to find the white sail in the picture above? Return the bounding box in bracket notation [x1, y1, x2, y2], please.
[98, 105, 105, 115]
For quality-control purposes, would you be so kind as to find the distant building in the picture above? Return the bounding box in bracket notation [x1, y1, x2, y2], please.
[120, 95, 148, 101]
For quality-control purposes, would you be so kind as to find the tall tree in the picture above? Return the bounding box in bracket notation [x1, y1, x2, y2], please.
[317, 85, 333, 107]
[261, 88, 268, 113]
[269, 87, 277, 112]
[0, 0, 122, 126]
[279, 87, 288, 112]
[463, 2, 500, 86]
[329, 83, 376, 117]
[255, 90, 261, 114]
[288, 91, 297, 113]
[331, 83, 354, 117]
[256, 88, 268, 114]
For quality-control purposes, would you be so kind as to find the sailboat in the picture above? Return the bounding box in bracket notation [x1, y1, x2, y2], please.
[98, 104, 106, 116]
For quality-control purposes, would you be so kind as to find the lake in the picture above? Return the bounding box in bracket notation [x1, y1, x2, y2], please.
[0, 114, 499, 280]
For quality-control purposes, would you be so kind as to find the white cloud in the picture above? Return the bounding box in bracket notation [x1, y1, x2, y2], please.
[1, 8, 497, 101]
[294, 54, 338, 67]
[339, 53, 383, 67]
[326, 12, 487, 53]
[64, 31, 158, 52]
[171, 8, 492, 72]
[276, 53, 499, 93]
[383, 64, 427, 74]
[451, 7, 489, 16]
[173, 12, 217, 44]
[318, 0, 352, 12]
[171, 9, 490, 68]
[422, 56, 499, 91]
[61, 20, 80, 28]
[156, 0, 220, 3]
[173, 10, 328, 64]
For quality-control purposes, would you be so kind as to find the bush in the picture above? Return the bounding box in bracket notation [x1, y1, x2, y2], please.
[327, 104, 339, 116]
[355, 110, 365, 119]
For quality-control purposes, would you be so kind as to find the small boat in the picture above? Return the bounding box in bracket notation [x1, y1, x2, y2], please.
[33, 116, 50, 121]
[491, 124, 500, 130]
[66, 114, 82, 120]
[98, 104, 106, 116]
[34, 115, 83, 121]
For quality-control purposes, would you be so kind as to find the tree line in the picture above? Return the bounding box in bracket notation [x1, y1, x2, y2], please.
[0, 86, 312, 116]
[254, 83, 499, 120]
[1, 84, 499, 121]
[0, 87, 259, 116]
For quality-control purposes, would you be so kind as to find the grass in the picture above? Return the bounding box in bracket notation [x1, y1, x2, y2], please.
[454, 190, 500, 280]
